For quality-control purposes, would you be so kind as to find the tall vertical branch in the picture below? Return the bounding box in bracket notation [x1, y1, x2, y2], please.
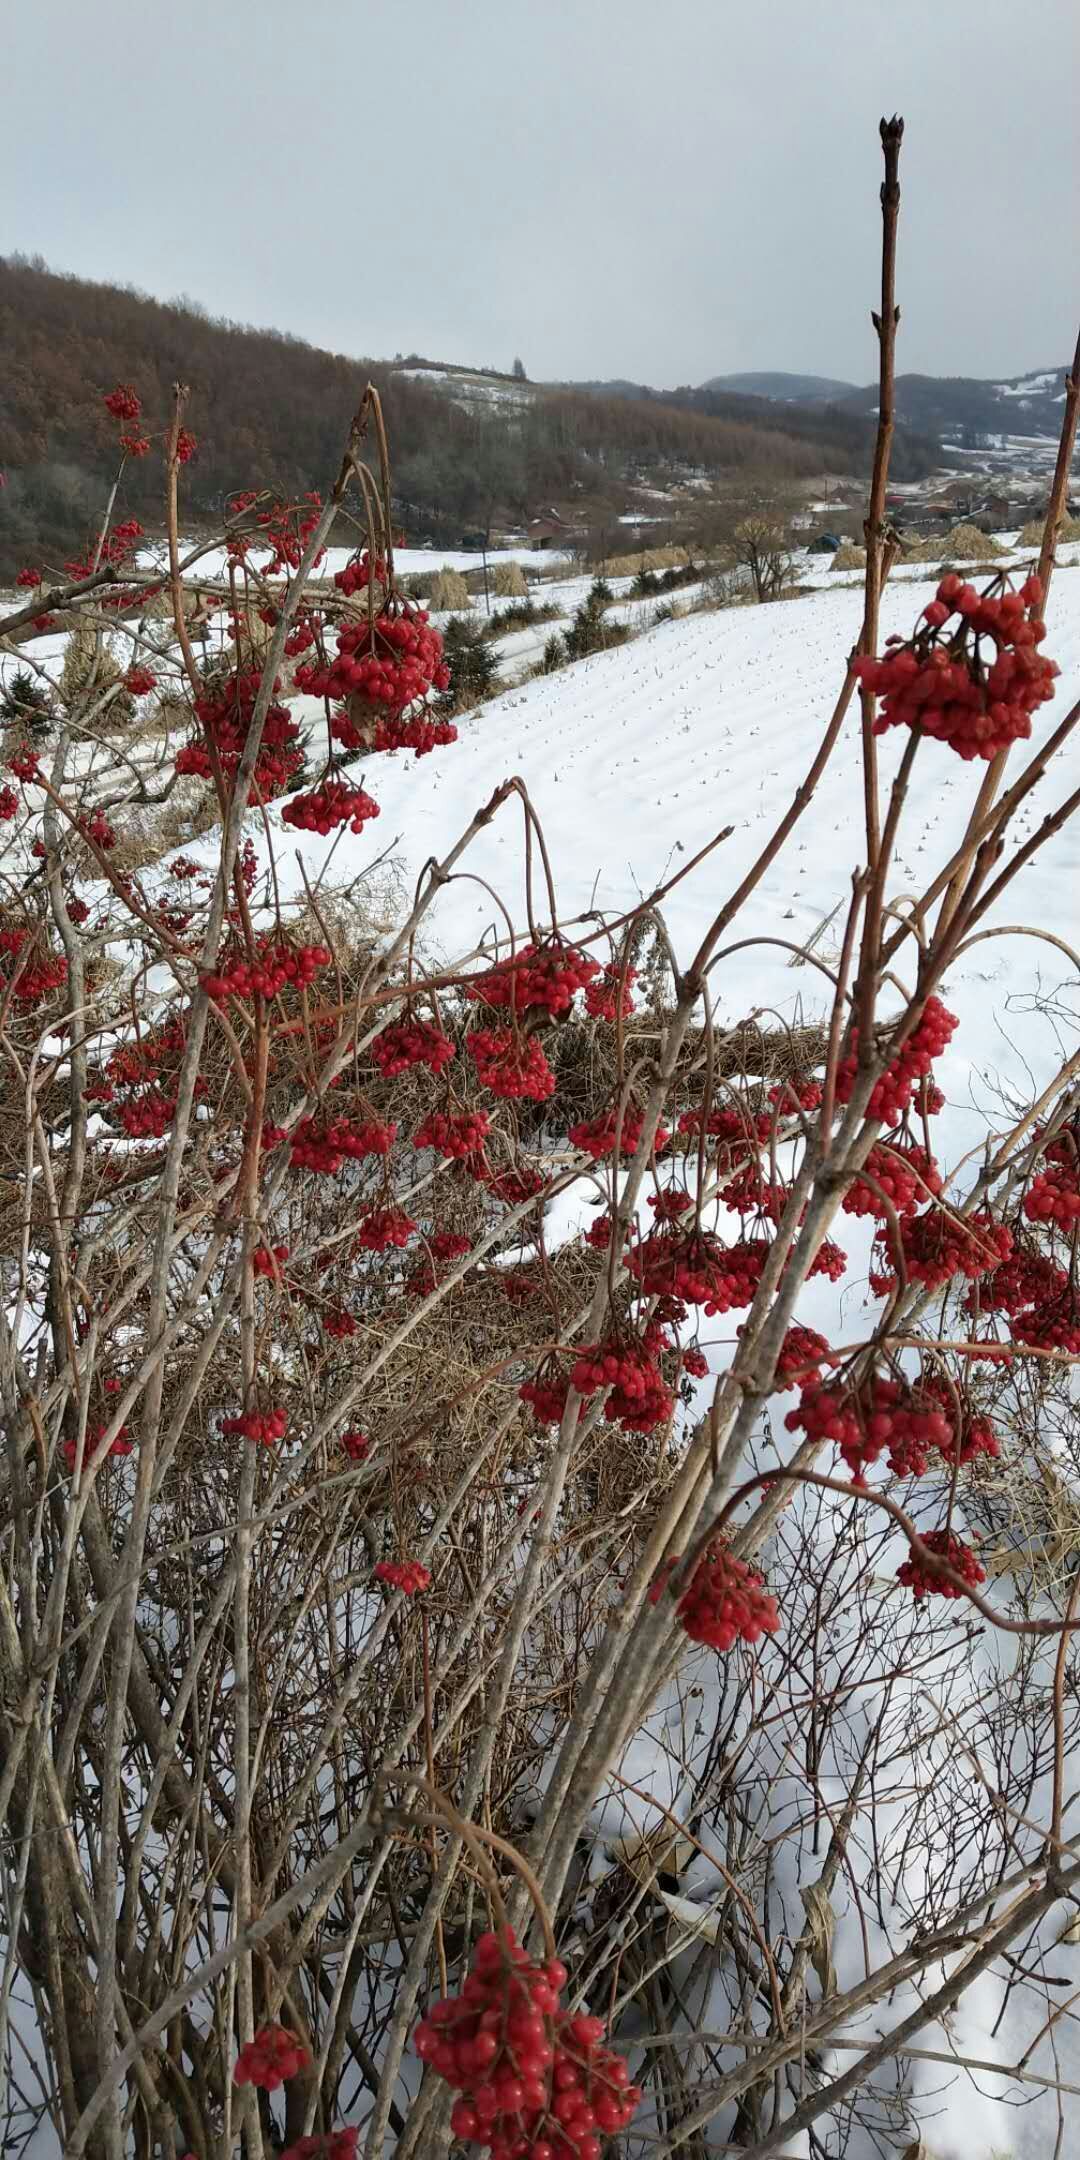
[858, 116, 904, 870]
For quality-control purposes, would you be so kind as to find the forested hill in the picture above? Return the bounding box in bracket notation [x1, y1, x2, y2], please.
[1, 257, 937, 576]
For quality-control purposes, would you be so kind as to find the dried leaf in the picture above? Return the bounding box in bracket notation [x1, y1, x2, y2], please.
[799, 1878, 837, 1997]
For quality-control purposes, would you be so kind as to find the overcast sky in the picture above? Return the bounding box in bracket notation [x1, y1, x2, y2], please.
[4, 0, 1077, 389]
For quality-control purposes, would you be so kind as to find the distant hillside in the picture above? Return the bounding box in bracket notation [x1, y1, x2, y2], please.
[555, 375, 940, 482]
[0, 262, 933, 576]
[835, 368, 1069, 443]
[704, 371, 858, 403]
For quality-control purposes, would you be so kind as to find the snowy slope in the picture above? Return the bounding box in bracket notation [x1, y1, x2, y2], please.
[275, 568, 1080, 1181]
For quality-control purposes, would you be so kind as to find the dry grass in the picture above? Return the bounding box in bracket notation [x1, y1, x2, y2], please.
[830, 543, 866, 571]
[906, 524, 1004, 565]
[1019, 513, 1080, 548]
[598, 546, 694, 578]
[430, 568, 471, 611]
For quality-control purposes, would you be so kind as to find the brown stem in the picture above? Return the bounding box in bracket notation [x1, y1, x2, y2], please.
[857, 116, 904, 868]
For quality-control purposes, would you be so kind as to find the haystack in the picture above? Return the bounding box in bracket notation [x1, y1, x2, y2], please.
[493, 560, 528, 598]
[830, 543, 866, 570]
[430, 567, 471, 611]
[941, 523, 1004, 563]
[1021, 513, 1080, 547]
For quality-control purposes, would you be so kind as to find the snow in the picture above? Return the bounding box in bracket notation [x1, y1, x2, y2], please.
[391, 366, 535, 412]
[993, 369, 1063, 397]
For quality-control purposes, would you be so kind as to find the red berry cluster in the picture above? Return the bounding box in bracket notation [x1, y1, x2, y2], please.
[323, 1308, 357, 1338]
[972, 1249, 1066, 1315]
[772, 1324, 833, 1388]
[221, 1407, 288, 1446]
[370, 1017, 456, 1078]
[253, 1243, 289, 1277]
[65, 519, 144, 580]
[225, 494, 324, 576]
[15, 566, 43, 588]
[103, 384, 141, 422]
[470, 1029, 556, 1103]
[414, 1926, 639, 2159]
[675, 1103, 769, 1166]
[5, 950, 68, 1006]
[0, 787, 19, 821]
[569, 1340, 674, 1435]
[414, 1108, 490, 1160]
[294, 604, 449, 712]
[898, 1207, 1011, 1291]
[520, 1368, 571, 1426]
[482, 1162, 549, 1208]
[584, 962, 636, 1021]
[118, 1089, 176, 1139]
[854, 573, 1057, 760]
[340, 1430, 370, 1461]
[120, 435, 152, 457]
[375, 1558, 431, 1594]
[63, 1424, 134, 1472]
[123, 665, 157, 695]
[281, 780, 380, 835]
[633, 1230, 768, 1314]
[806, 1237, 848, 1284]
[177, 670, 304, 799]
[406, 1229, 474, 1296]
[203, 941, 331, 1001]
[842, 1140, 942, 1220]
[175, 429, 198, 464]
[835, 997, 956, 1124]
[1024, 1167, 1080, 1228]
[333, 704, 459, 759]
[8, 749, 40, 782]
[80, 810, 116, 852]
[568, 1106, 670, 1161]
[786, 1374, 998, 1486]
[334, 548, 387, 595]
[649, 1541, 781, 1652]
[897, 1530, 986, 1601]
[1011, 1292, 1080, 1353]
[469, 940, 601, 1019]
[289, 1114, 396, 1174]
[233, 2023, 311, 2090]
[356, 1205, 416, 1250]
[681, 1345, 709, 1378]
[768, 1077, 823, 1112]
[719, 1163, 791, 1222]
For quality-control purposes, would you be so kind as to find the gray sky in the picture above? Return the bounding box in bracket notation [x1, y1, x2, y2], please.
[5, 0, 1077, 389]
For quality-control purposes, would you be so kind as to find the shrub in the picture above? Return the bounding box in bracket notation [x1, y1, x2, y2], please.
[486, 597, 561, 635]
[561, 581, 629, 660]
[536, 630, 568, 672]
[437, 614, 500, 709]
[4, 147, 1080, 2160]
[0, 666, 54, 734]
